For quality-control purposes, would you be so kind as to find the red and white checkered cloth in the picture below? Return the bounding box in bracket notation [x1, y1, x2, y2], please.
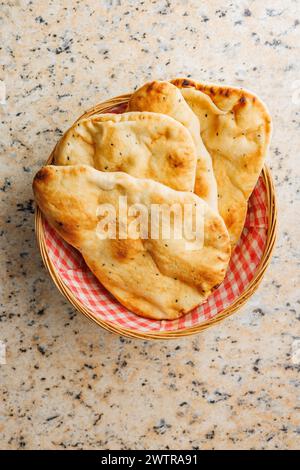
[43, 176, 267, 332]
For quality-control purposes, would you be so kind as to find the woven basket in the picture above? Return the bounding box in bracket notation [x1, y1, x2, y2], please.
[34, 94, 277, 340]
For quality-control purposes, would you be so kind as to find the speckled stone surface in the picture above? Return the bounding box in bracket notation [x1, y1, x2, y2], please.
[1, 0, 299, 450]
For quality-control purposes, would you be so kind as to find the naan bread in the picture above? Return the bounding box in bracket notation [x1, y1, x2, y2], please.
[53, 111, 197, 192]
[33, 165, 230, 320]
[128, 81, 218, 211]
[171, 78, 272, 246]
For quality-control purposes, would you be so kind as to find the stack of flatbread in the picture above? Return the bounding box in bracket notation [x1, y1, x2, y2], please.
[33, 79, 271, 320]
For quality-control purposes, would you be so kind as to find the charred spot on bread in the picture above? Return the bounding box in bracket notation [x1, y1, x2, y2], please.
[34, 167, 51, 183]
[182, 79, 192, 87]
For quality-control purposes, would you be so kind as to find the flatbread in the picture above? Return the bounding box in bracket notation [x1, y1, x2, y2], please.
[171, 78, 272, 246]
[53, 111, 197, 192]
[33, 165, 230, 320]
[128, 81, 218, 211]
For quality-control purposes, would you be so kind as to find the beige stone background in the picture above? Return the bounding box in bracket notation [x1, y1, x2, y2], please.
[0, 0, 299, 450]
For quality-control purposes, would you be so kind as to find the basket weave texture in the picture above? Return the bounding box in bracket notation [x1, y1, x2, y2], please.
[35, 95, 277, 339]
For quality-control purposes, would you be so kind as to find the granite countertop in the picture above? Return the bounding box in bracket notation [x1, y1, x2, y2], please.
[1, 0, 299, 450]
